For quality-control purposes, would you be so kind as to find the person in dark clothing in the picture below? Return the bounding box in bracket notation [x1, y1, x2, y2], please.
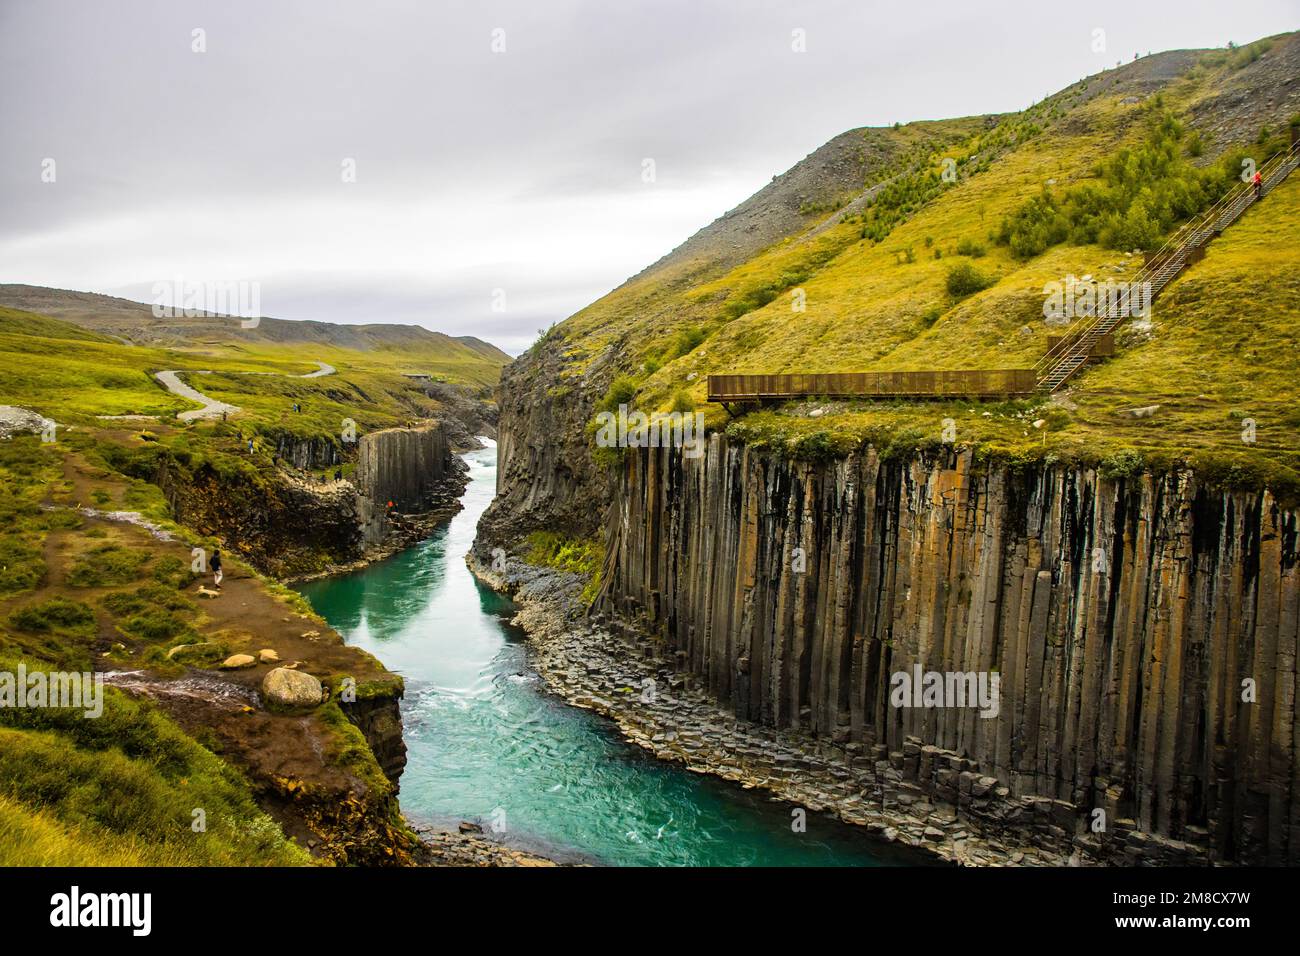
[334, 467, 343, 481]
[211, 549, 223, 590]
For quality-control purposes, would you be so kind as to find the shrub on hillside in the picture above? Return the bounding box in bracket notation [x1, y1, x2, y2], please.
[995, 110, 1242, 257]
[8, 598, 96, 636]
[598, 375, 638, 413]
[65, 544, 149, 588]
[672, 326, 708, 357]
[946, 262, 994, 298]
[0, 537, 43, 594]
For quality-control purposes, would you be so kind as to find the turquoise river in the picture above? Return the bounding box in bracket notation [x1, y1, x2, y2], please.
[297, 442, 925, 866]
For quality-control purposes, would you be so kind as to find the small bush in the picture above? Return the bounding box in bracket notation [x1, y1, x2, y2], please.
[598, 375, 638, 413]
[669, 390, 695, 414]
[946, 262, 994, 298]
[65, 545, 149, 588]
[8, 598, 96, 636]
[672, 326, 708, 358]
[1099, 449, 1146, 481]
[954, 238, 986, 257]
[151, 555, 196, 589]
[0, 538, 44, 594]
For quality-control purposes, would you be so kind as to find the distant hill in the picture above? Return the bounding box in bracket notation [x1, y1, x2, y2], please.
[452, 335, 514, 363]
[0, 284, 510, 362]
[0, 305, 114, 343]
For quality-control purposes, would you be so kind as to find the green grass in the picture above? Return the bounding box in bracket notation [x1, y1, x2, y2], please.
[525, 531, 604, 605]
[66, 544, 150, 587]
[0, 655, 311, 866]
[7, 597, 96, 637]
[0, 305, 503, 460]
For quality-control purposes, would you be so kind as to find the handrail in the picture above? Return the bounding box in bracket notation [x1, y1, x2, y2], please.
[1034, 138, 1300, 389]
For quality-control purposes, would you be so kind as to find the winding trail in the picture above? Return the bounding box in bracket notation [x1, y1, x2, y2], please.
[154, 370, 240, 422]
[155, 360, 337, 421]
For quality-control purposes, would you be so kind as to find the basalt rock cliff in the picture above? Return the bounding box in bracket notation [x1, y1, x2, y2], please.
[595, 438, 1299, 864]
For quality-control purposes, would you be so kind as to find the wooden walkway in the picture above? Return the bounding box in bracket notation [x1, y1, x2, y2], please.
[708, 369, 1034, 407]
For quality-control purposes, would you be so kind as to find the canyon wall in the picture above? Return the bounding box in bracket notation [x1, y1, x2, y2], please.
[477, 338, 613, 546]
[597, 436, 1300, 864]
[143, 420, 462, 576]
[273, 433, 343, 471]
[356, 423, 454, 512]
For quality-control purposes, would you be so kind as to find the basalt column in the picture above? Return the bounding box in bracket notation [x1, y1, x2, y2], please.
[598, 435, 1300, 864]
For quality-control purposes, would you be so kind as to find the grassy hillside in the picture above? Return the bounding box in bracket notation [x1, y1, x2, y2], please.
[0, 285, 512, 382]
[0, 304, 502, 448]
[0, 293, 505, 864]
[534, 33, 1300, 497]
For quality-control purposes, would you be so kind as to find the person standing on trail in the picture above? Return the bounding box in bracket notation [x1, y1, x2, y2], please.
[1254, 170, 1263, 200]
[247, 437, 254, 453]
[211, 549, 223, 590]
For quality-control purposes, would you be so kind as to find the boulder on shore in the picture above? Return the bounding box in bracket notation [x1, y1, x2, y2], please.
[262, 667, 323, 709]
[220, 653, 257, 669]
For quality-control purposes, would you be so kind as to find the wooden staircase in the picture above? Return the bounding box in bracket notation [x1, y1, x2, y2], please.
[1034, 137, 1300, 392]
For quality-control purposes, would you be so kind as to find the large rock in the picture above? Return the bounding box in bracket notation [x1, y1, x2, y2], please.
[262, 667, 323, 709]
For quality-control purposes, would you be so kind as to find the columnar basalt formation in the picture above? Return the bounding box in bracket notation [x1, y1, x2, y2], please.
[356, 423, 453, 512]
[596, 436, 1300, 864]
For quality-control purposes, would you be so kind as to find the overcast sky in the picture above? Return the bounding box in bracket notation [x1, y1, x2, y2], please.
[2, 1, 1295, 353]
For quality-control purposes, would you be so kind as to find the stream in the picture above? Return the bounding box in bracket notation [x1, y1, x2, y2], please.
[296, 441, 921, 866]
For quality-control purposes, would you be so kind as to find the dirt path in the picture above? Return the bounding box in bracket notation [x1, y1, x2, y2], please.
[156, 359, 335, 420]
[155, 370, 241, 421]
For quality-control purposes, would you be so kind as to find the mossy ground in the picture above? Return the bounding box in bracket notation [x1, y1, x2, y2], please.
[524, 530, 603, 605]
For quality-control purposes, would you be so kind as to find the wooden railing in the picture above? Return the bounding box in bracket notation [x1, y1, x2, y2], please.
[707, 369, 1035, 402]
[1034, 138, 1300, 391]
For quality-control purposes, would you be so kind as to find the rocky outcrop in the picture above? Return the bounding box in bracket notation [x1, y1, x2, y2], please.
[340, 695, 408, 787]
[273, 433, 343, 471]
[477, 341, 614, 545]
[157, 460, 366, 578]
[356, 424, 453, 512]
[596, 436, 1300, 865]
[353, 423, 464, 548]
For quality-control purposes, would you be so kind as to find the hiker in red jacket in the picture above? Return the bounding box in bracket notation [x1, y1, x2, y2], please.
[1254, 170, 1263, 200]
